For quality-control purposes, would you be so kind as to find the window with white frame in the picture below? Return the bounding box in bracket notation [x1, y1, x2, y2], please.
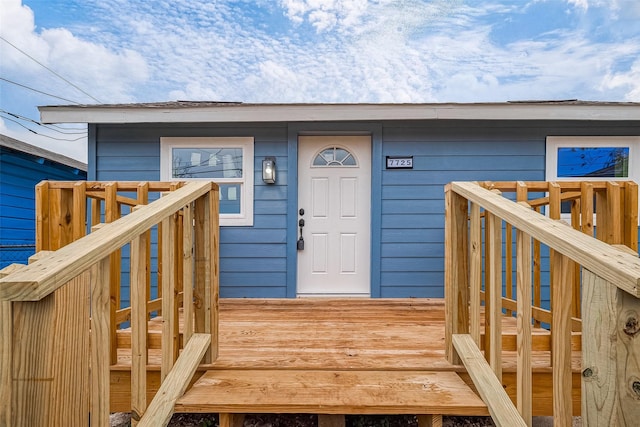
[161, 137, 254, 226]
[546, 136, 640, 218]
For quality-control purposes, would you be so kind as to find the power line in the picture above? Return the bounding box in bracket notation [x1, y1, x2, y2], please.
[0, 110, 87, 135]
[0, 116, 87, 142]
[0, 36, 102, 103]
[0, 77, 83, 104]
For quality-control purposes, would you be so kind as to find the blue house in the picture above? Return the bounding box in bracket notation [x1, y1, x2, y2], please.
[0, 134, 87, 268]
[38, 101, 640, 301]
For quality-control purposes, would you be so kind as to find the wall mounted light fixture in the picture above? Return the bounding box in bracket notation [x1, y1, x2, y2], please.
[262, 156, 276, 184]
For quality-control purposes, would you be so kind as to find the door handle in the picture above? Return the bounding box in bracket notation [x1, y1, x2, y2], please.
[297, 209, 305, 250]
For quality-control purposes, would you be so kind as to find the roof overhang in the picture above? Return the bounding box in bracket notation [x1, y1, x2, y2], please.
[39, 101, 640, 124]
[0, 134, 87, 171]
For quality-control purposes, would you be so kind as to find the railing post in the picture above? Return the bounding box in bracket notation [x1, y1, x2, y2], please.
[183, 203, 195, 343]
[35, 181, 50, 252]
[582, 265, 640, 426]
[623, 182, 638, 252]
[486, 212, 502, 380]
[0, 264, 25, 427]
[580, 182, 594, 237]
[207, 187, 220, 362]
[136, 182, 152, 319]
[194, 185, 220, 363]
[469, 202, 482, 345]
[161, 214, 178, 380]
[37, 184, 91, 426]
[105, 182, 120, 365]
[444, 185, 469, 364]
[607, 182, 622, 244]
[131, 231, 149, 426]
[551, 251, 573, 427]
[1, 252, 91, 426]
[91, 256, 111, 427]
[516, 230, 532, 427]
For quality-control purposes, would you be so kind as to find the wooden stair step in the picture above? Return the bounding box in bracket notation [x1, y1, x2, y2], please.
[175, 369, 489, 416]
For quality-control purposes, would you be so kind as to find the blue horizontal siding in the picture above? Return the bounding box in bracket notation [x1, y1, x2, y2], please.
[381, 228, 444, 243]
[221, 285, 287, 298]
[92, 119, 639, 302]
[93, 124, 288, 299]
[380, 285, 441, 298]
[382, 243, 445, 258]
[220, 243, 287, 257]
[1, 147, 86, 268]
[382, 185, 446, 200]
[379, 124, 546, 298]
[381, 272, 443, 285]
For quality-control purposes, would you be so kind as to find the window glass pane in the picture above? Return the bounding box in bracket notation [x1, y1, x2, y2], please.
[219, 184, 241, 214]
[557, 147, 629, 178]
[172, 148, 243, 179]
[313, 147, 357, 167]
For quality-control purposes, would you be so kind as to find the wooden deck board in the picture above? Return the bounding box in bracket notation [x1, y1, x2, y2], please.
[111, 298, 582, 415]
[175, 369, 489, 415]
[116, 298, 579, 372]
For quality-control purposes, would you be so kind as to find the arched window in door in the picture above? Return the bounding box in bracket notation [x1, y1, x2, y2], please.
[312, 146, 358, 167]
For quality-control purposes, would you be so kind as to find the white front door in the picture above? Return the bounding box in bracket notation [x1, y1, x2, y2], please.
[297, 136, 371, 296]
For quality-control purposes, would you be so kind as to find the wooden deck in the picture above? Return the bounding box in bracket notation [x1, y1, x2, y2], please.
[112, 298, 581, 416]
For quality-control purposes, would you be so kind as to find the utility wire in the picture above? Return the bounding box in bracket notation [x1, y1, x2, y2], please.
[0, 109, 87, 134]
[1, 116, 87, 141]
[0, 77, 83, 104]
[0, 36, 102, 103]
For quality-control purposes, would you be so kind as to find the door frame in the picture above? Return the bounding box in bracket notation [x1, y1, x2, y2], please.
[285, 123, 383, 298]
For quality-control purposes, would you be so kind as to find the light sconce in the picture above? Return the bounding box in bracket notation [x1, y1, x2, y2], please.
[262, 156, 276, 184]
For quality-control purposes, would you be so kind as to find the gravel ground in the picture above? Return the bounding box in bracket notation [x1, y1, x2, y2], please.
[111, 413, 497, 427]
[111, 413, 582, 427]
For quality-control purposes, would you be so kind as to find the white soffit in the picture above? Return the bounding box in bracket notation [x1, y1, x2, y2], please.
[39, 102, 640, 124]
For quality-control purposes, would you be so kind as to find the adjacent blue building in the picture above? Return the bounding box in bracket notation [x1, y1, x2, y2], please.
[39, 101, 640, 302]
[0, 134, 87, 268]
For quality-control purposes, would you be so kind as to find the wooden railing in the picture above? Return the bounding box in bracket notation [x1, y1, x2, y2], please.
[445, 181, 640, 427]
[477, 181, 638, 328]
[34, 181, 195, 331]
[0, 181, 220, 426]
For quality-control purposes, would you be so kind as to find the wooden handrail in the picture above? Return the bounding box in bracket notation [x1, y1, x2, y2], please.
[447, 180, 640, 426]
[453, 334, 527, 427]
[0, 180, 220, 426]
[450, 181, 640, 296]
[0, 181, 214, 301]
[138, 333, 211, 427]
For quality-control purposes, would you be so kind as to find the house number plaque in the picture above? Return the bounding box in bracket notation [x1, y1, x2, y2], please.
[386, 156, 413, 169]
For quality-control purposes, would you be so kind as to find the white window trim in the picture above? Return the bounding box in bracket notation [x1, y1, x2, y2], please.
[160, 137, 254, 226]
[546, 136, 640, 224]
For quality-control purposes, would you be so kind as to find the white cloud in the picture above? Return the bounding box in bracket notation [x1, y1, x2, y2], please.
[1, 0, 639, 156]
[280, 0, 370, 32]
[602, 60, 640, 101]
[0, 0, 152, 160]
[1, 0, 148, 104]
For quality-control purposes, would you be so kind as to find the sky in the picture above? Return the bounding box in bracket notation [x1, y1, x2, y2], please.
[1, 0, 640, 162]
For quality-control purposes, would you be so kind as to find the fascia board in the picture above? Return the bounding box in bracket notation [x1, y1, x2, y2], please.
[39, 103, 640, 124]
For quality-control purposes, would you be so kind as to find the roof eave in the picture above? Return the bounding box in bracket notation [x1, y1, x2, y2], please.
[39, 103, 640, 124]
[0, 134, 87, 171]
